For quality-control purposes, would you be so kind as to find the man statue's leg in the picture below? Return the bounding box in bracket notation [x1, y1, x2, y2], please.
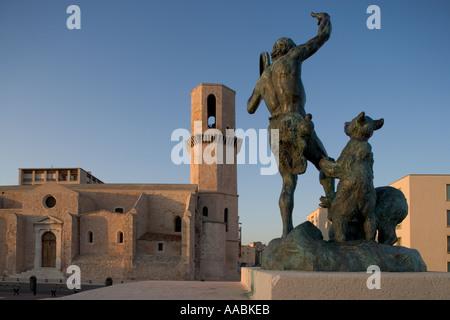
[319, 170, 335, 208]
[279, 169, 297, 237]
[305, 131, 335, 207]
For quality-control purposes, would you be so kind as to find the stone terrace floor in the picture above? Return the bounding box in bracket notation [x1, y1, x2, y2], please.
[54, 280, 250, 300]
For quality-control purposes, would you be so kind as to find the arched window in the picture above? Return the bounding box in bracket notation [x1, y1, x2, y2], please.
[224, 208, 229, 232]
[202, 206, 208, 217]
[207, 94, 216, 128]
[88, 231, 94, 243]
[174, 216, 182, 232]
[115, 207, 124, 213]
[117, 231, 124, 244]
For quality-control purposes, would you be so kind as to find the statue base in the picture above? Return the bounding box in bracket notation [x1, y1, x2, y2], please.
[241, 267, 449, 300]
[261, 221, 427, 272]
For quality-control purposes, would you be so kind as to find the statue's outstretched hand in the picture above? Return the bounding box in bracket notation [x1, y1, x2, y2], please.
[311, 12, 331, 35]
[311, 12, 330, 25]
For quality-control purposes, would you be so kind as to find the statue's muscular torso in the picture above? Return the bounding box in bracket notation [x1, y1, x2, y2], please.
[259, 51, 307, 118]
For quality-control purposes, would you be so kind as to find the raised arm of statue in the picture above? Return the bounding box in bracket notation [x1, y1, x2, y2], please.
[292, 12, 332, 62]
[247, 81, 262, 114]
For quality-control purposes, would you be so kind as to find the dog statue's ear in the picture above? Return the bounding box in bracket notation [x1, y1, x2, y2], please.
[374, 118, 384, 130]
[356, 111, 366, 125]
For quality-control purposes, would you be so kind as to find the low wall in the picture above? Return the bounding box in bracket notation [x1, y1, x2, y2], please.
[241, 267, 449, 300]
[73, 254, 126, 280]
[132, 254, 185, 280]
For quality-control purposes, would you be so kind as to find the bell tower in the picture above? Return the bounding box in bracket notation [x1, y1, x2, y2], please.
[187, 83, 241, 280]
[188, 83, 239, 195]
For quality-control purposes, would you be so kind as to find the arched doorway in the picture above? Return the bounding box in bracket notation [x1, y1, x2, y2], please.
[33, 216, 63, 269]
[42, 231, 56, 267]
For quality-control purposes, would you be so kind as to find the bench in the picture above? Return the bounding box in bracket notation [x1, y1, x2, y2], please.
[51, 284, 80, 297]
[0, 283, 22, 295]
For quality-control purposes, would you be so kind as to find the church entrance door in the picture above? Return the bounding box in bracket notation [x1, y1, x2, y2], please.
[42, 231, 56, 267]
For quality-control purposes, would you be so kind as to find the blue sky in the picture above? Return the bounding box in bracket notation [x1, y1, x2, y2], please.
[1, 0, 449, 245]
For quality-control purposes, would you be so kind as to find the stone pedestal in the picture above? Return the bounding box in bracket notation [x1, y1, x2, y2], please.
[262, 221, 427, 272]
[241, 267, 450, 300]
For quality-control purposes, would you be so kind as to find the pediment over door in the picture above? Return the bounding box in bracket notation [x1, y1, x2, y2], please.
[34, 215, 64, 226]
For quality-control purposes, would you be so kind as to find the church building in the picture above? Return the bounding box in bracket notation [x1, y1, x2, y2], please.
[0, 83, 240, 281]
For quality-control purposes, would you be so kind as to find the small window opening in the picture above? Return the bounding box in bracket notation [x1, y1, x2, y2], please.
[202, 206, 208, 217]
[207, 94, 216, 128]
[224, 208, 229, 232]
[175, 216, 182, 232]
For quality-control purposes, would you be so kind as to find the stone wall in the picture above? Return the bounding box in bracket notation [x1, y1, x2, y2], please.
[72, 254, 185, 281]
[0, 190, 23, 209]
[136, 236, 181, 256]
[72, 254, 126, 281]
[132, 254, 185, 280]
[78, 191, 139, 214]
[0, 211, 25, 275]
[79, 210, 126, 256]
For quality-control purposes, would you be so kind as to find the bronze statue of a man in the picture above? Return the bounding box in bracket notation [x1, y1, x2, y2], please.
[247, 12, 335, 237]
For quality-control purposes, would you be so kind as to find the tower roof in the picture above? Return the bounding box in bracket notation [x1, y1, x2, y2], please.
[191, 83, 236, 94]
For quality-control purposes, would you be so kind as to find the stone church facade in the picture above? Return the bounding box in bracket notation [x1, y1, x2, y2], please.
[0, 83, 240, 281]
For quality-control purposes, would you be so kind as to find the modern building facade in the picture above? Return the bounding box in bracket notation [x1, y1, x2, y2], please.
[18, 168, 103, 186]
[0, 83, 240, 281]
[307, 174, 450, 272]
[390, 175, 450, 272]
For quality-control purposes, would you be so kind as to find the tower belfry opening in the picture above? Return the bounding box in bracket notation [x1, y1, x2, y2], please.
[207, 94, 216, 128]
